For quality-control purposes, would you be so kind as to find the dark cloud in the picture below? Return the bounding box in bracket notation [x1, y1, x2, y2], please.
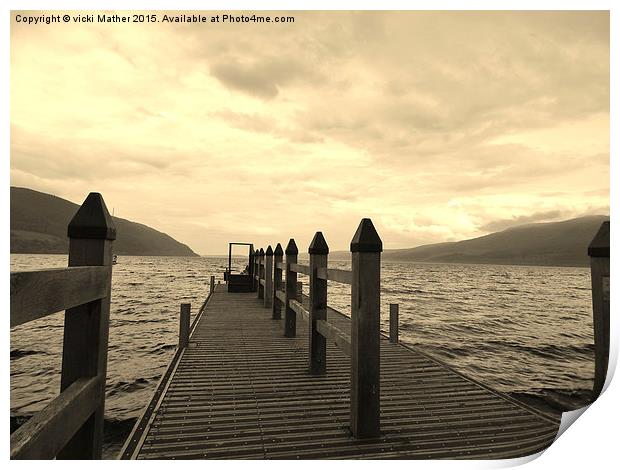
[209, 57, 322, 99]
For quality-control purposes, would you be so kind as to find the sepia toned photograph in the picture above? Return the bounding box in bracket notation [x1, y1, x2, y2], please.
[9, 8, 610, 461]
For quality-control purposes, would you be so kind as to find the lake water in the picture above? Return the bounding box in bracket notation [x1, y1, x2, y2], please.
[10, 254, 595, 458]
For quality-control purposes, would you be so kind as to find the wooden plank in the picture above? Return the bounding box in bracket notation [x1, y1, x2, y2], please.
[275, 261, 284, 270]
[10, 266, 110, 328]
[11, 377, 100, 459]
[275, 289, 286, 303]
[316, 319, 351, 356]
[289, 263, 310, 276]
[259, 278, 265, 286]
[316, 267, 352, 285]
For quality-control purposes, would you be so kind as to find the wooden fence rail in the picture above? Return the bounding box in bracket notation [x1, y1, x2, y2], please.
[10, 192, 116, 460]
[259, 218, 382, 438]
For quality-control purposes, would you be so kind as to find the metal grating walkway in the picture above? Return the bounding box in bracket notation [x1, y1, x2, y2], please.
[123, 285, 560, 459]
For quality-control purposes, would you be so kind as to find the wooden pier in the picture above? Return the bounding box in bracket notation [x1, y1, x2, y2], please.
[119, 285, 560, 459]
[10, 193, 610, 460]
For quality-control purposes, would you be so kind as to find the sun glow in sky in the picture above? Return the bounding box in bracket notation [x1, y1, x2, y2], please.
[10, 10, 609, 254]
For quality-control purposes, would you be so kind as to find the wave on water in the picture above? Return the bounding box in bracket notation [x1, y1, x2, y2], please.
[10, 349, 45, 359]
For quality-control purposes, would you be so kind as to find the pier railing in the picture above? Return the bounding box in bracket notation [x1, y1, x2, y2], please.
[253, 218, 382, 438]
[10, 193, 116, 460]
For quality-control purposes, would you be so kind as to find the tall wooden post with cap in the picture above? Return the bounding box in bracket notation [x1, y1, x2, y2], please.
[264, 245, 274, 309]
[272, 243, 283, 319]
[249, 248, 256, 292]
[350, 218, 382, 439]
[589, 221, 610, 400]
[58, 193, 115, 459]
[308, 232, 328, 375]
[258, 248, 265, 300]
[284, 239, 298, 338]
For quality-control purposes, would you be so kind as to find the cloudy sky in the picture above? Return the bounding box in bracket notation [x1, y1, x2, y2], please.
[10, 11, 609, 255]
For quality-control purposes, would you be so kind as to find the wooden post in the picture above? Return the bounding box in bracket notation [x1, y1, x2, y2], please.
[179, 303, 190, 349]
[258, 248, 265, 300]
[58, 193, 115, 459]
[251, 248, 258, 292]
[284, 239, 298, 338]
[308, 232, 328, 376]
[210, 275, 215, 294]
[350, 218, 382, 438]
[264, 246, 274, 309]
[589, 221, 609, 400]
[249, 248, 256, 292]
[272, 243, 283, 319]
[389, 304, 399, 344]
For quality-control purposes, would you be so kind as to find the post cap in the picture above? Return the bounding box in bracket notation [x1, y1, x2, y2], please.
[588, 221, 609, 258]
[274, 243, 283, 256]
[351, 218, 382, 253]
[285, 238, 298, 255]
[266, 245, 273, 256]
[309, 231, 329, 255]
[67, 192, 116, 240]
[259, 248, 264, 256]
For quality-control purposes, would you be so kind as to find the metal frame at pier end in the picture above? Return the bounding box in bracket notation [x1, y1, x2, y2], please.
[226, 242, 254, 292]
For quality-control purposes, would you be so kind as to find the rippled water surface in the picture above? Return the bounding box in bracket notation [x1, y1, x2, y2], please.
[10, 254, 594, 458]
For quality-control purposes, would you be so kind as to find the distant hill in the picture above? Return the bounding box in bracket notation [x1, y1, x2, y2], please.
[10, 187, 199, 257]
[379, 216, 609, 267]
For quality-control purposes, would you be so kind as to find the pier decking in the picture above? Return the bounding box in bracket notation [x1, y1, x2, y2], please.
[121, 285, 559, 460]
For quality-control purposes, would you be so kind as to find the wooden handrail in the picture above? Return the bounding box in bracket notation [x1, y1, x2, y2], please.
[275, 289, 286, 303]
[289, 299, 308, 321]
[11, 376, 101, 459]
[10, 266, 111, 328]
[316, 267, 352, 285]
[316, 319, 351, 356]
[289, 263, 310, 276]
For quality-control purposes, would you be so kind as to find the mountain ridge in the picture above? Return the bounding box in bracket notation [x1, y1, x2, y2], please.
[10, 187, 199, 257]
[329, 215, 609, 267]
